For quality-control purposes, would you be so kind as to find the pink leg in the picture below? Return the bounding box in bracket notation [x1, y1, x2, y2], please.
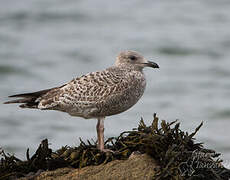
[96, 117, 114, 153]
[96, 117, 105, 151]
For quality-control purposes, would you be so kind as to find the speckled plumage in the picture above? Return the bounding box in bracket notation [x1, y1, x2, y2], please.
[38, 66, 146, 119]
[5, 50, 159, 151]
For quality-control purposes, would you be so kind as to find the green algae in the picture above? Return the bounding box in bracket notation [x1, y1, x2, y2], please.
[1, 114, 230, 180]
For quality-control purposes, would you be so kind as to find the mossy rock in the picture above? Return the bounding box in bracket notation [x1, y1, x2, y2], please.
[1, 114, 230, 180]
[19, 154, 157, 180]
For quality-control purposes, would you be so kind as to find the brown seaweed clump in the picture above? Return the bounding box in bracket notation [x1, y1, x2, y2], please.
[1, 114, 230, 180]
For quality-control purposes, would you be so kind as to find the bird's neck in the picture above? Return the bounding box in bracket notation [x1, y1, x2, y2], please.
[115, 63, 144, 72]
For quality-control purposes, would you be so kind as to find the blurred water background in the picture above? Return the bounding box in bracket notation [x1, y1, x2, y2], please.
[0, 0, 230, 165]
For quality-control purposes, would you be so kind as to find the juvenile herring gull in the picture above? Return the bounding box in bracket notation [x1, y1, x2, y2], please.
[4, 50, 159, 152]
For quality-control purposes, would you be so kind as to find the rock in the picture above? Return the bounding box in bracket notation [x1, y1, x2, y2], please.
[2, 115, 230, 180]
[20, 154, 158, 180]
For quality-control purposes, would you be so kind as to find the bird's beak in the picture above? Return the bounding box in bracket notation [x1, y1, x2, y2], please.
[143, 61, 159, 69]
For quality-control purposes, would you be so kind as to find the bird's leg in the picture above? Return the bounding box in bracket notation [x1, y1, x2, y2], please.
[96, 117, 113, 153]
[96, 117, 105, 151]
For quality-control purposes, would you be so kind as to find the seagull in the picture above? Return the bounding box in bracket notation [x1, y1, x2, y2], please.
[4, 50, 159, 152]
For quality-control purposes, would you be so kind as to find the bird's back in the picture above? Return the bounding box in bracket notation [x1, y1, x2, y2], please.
[53, 66, 146, 118]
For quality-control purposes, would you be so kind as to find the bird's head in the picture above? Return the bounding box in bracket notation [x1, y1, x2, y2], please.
[115, 50, 159, 71]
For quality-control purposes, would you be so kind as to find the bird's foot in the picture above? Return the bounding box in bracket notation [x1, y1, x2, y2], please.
[100, 148, 114, 153]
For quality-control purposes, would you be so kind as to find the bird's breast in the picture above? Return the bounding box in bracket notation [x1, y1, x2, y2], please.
[95, 71, 146, 117]
[129, 72, 146, 102]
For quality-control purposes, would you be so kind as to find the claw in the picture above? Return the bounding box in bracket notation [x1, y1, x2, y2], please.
[100, 148, 114, 153]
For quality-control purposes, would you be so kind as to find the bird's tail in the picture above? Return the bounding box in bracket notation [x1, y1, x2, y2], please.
[4, 88, 56, 108]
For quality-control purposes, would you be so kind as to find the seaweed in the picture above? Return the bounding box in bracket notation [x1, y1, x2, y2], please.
[1, 114, 230, 180]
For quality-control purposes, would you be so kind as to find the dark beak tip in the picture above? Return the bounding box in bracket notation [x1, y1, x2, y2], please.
[155, 64, 160, 69]
[148, 61, 159, 69]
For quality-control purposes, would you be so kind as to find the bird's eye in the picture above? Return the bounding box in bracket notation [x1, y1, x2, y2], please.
[129, 55, 136, 61]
